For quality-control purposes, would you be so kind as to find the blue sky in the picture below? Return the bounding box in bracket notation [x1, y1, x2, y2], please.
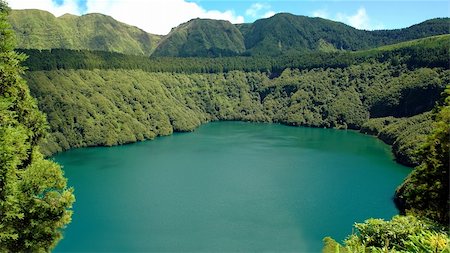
[201, 1, 448, 27]
[8, 0, 449, 34]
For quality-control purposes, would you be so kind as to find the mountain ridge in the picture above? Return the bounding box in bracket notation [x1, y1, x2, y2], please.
[8, 9, 450, 57]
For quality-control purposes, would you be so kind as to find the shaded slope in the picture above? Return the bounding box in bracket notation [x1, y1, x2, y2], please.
[243, 13, 363, 55]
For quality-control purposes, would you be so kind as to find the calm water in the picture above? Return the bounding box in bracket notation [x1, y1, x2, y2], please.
[53, 122, 410, 252]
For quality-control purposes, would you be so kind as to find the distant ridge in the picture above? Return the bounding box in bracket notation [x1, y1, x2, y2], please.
[241, 14, 449, 56]
[8, 9, 450, 57]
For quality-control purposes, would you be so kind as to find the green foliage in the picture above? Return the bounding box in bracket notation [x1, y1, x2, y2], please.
[366, 67, 449, 118]
[322, 215, 449, 253]
[0, 2, 74, 251]
[8, 9, 161, 56]
[404, 230, 450, 253]
[396, 86, 450, 226]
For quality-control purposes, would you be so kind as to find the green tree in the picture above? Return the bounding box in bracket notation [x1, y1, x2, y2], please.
[322, 215, 449, 253]
[0, 1, 74, 251]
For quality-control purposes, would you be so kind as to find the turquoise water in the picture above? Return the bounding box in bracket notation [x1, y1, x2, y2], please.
[53, 122, 410, 252]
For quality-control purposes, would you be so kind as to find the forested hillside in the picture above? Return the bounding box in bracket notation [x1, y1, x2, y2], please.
[8, 9, 161, 55]
[25, 60, 448, 168]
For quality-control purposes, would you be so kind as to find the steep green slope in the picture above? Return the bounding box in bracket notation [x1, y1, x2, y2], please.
[243, 13, 449, 56]
[152, 18, 245, 57]
[8, 9, 161, 55]
[396, 87, 450, 226]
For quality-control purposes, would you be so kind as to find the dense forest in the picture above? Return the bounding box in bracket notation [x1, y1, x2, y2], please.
[1, 2, 449, 252]
[19, 35, 450, 75]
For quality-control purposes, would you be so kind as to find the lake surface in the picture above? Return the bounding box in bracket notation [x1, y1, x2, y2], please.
[53, 122, 410, 252]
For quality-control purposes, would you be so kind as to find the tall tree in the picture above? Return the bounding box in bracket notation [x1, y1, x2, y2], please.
[0, 1, 74, 251]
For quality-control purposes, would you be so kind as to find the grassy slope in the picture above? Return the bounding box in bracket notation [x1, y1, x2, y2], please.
[8, 9, 161, 55]
[370, 34, 450, 51]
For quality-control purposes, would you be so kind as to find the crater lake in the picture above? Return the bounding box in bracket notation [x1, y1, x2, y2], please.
[53, 122, 410, 252]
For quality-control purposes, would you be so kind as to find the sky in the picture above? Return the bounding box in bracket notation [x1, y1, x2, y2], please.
[7, 0, 449, 35]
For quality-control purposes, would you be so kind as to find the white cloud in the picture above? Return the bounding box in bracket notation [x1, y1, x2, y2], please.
[336, 8, 370, 29]
[312, 9, 329, 19]
[7, 0, 245, 35]
[246, 3, 267, 18]
[8, 0, 81, 16]
[263, 11, 276, 19]
[86, 0, 244, 34]
[312, 7, 384, 30]
[246, 3, 275, 19]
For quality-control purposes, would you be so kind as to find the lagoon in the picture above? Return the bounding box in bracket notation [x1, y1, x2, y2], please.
[54, 122, 410, 252]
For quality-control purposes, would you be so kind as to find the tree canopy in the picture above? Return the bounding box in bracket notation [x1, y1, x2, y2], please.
[0, 1, 74, 251]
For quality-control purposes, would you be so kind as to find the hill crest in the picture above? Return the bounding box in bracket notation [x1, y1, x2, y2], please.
[8, 9, 450, 57]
